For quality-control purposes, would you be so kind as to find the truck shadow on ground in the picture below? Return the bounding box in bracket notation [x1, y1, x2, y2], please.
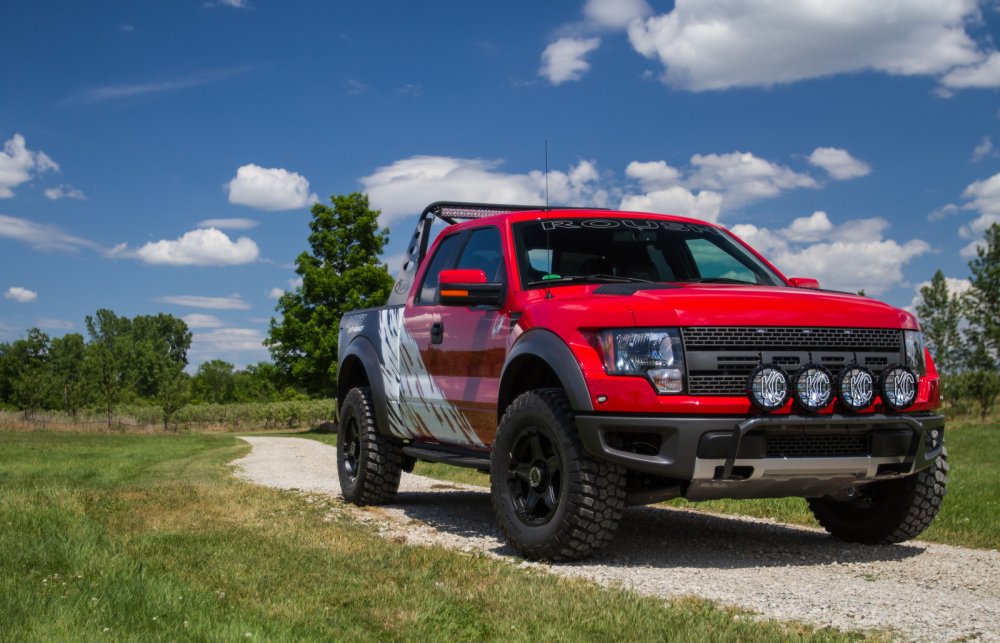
[389, 484, 924, 569]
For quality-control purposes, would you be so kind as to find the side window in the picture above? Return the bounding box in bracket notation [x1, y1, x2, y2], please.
[685, 238, 756, 283]
[417, 233, 462, 304]
[456, 227, 505, 284]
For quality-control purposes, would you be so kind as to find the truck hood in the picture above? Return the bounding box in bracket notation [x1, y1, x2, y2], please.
[528, 283, 917, 329]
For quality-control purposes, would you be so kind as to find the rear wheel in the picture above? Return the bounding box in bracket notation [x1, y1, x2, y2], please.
[337, 387, 404, 505]
[490, 388, 626, 561]
[809, 447, 948, 544]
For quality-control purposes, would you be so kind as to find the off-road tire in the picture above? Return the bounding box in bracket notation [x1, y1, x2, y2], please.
[490, 388, 626, 561]
[808, 447, 948, 544]
[337, 387, 404, 505]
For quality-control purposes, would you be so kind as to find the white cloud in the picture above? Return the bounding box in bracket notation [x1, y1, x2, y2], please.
[218, 0, 249, 7]
[36, 318, 73, 330]
[971, 136, 995, 162]
[583, 0, 651, 29]
[196, 217, 258, 230]
[191, 328, 267, 354]
[620, 186, 723, 222]
[154, 294, 251, 310]
[729, 212, 930, 295]
[0, 213, 105, 253]
[539, 37, 601, 85]
[360, 156, 606, 225]
[226, 163, 318, 211]
[625, 160, 682, 191]
[181, 313, 225, 329]
[268, 287, 284, 299]
[44, 184, 86, 201]
[65, 66, 254, 104]
[961, 239, 986, 258]
[808, 147, 872, 180]
[939, 51, 1000, 90]
[688, 151, 818, 207]
[0, 134, 59, 198]
[928, 203, 960, 221]
[4, 286, 37, 303]
[909, 276, 972, 311]
[135, 228, 259, 266]
[958, 171, 1000, 241]
[626, 0, 989, 92]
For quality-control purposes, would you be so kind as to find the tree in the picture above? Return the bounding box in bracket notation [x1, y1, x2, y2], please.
[131, 314, 192, 399]
[233, 362, 282, 402]
[157, 367, 190, 431]
[192, 359, 236, 404]
[965, 223, 1000, 362]
[49, 333, 90, 418]
[267, 192, 393, 396]
[916, 270, 964, 374]
[85, 309, 134, 426]
[7, 329, 53, 419]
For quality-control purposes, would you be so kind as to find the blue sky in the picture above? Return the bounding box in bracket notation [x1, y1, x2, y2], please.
[2, 0, 1000, 368]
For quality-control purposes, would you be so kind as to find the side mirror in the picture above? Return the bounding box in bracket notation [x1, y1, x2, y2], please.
[439, 269, 504, 307]
[788, 277, 820, 290]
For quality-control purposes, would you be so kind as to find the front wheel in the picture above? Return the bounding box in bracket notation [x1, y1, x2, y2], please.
[490, 389, 626, 561]
[337, 387, 404, 505]
[808, 447, 948, 544]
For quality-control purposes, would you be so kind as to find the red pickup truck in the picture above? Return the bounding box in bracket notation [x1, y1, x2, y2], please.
[336, 202, 947, 561]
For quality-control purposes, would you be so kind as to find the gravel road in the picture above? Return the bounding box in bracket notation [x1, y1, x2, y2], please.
[232, 436, 999, 642]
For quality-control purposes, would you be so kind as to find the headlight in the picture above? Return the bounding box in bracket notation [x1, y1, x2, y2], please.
[904, 330, 927, 376]
[598, 329, 684, 394]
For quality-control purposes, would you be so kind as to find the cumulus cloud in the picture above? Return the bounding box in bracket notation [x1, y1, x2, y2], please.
[958, 171, 1000, 243]
[268, 287, 284, 299]
[135, 228, 259, 266]
[620, 186, 724, 222]
[181, 313, 225, 329]
[689, 152, 818, 206]
[928, 203, 960, 221]
[360, 156, 608, 224]
[583, 0, 651, 29]
[539, 37, 601, 85]
[197, 217, 258, 230]
[0, 134, 59, 198]
[971, 136, 996, 163]
[624, 0, 996, 92]
[808, 147, 872, 180]
[624, 160, 682, 191]
[44, 184, 86, 201]
[0, 214, 105, 253]
[4, 286, 37, 303]
[225, 164, 318, 211]
[154, 294, 250, 310]
[730, 212, 930, 295]
[190, 328, 267, 354]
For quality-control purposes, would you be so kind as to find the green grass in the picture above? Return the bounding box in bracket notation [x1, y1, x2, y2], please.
[0, 431, 871, 642]
[302, 417, 1000, 551]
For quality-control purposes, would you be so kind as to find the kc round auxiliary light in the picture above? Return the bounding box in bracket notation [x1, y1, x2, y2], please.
[880, 365, 918, 411]
[792, 365, 834, 412]
[836, 365, 875, 412]
[747, 364, 789, 412]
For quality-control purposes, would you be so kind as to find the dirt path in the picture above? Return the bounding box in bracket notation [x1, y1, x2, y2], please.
[232, 436, 999, 642]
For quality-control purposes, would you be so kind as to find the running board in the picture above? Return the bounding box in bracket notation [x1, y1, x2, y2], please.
[402, 445, 491, 472]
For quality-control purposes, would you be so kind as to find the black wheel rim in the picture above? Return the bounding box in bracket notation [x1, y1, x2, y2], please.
[342, 415, 361, 482]
[507, 426, 563, 526]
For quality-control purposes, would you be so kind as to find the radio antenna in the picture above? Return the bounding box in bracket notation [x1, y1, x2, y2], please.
[544, 140, 549, 208]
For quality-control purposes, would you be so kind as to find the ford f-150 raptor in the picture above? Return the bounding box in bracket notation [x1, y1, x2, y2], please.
[335, 201, 947, 561]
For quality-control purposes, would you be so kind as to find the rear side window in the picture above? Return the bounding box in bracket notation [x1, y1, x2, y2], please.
[417, 233, 462, 304]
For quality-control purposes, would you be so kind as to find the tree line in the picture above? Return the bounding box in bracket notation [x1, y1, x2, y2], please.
[916, 223, 1000, 419]
[0, 309, 298, 429]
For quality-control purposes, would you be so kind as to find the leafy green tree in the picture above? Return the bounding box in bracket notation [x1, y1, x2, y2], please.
[157, 367, 190, 431]
[965, 223, 1000, 361]
[85, 309, 134, 426]
[916, 270, 964, 374]
[267, 192, 393, 396]
[131, 314, 192, 399]
[7, 329, 53, 419]
[233, 362, 282, 402]
[192, 359, 236, 404]
[49, 333, 90, 418]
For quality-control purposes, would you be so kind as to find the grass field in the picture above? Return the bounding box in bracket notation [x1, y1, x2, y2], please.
[0, 431, 872, 641]
[301, 416, 1000, 551]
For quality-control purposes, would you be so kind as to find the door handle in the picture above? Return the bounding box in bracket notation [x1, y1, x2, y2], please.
[431, 321, 444, 345]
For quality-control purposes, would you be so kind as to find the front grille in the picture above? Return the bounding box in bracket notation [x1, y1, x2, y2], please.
[766, 433, 869, 457]
[682, 326, 904, 396]
[682, 327, 901, 351]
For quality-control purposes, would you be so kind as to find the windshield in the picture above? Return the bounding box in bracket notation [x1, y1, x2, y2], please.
[512, 217, 784, 289]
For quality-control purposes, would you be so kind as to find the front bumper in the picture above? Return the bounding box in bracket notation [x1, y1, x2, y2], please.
[575, 412, 945, 501]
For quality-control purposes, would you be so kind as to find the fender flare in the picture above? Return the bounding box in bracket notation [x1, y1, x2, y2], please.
[339, 336, 392, 437]
[501, 329, 594, 413]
